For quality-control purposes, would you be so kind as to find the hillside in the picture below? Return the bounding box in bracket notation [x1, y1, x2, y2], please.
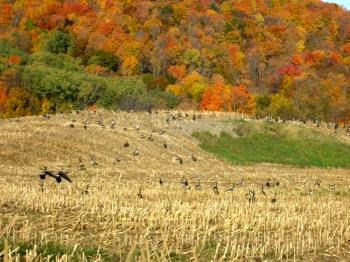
[0, 0, 350, 122]
[0, 111, 350, 260]
[194, 118, 350, 167]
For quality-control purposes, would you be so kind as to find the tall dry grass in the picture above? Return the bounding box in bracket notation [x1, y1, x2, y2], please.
[0, 110, 349, 261]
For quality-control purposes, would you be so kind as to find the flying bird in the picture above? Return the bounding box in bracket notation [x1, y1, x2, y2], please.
[39, 167, 56, 180]
[57, 170, 72, 183]
[39, 168, 72, 183]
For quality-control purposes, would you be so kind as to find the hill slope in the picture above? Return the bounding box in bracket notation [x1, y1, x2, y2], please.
[194, 118, 350, 167]
[0, 0, 350, 121]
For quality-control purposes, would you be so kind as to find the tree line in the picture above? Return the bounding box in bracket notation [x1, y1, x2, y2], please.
[0, 0, 349, 122]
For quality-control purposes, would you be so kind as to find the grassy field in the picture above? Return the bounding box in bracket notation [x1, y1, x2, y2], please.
[193, 120, 350, 168]
[0, 111, 349, 261]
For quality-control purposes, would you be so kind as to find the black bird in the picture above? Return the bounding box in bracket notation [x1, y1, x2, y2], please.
[40, 168, 72, 183]
[39, 167, 55, 180]
[159, 177, 163, 186]
[163, 143, 168, 149]
[271, 193, 277, 203]
[55, 175, 62, 183]
[266, 179, 271, 187]
[83, 121, 88, 129]
[181, 177, 189, 187]
[137, 188, 144, 199]
[213, 182, 219, 195]
[176, 156, 183, 164]
[69, 124, 75, 128]
[57, 170, 72, 183]
[124, 142, 129, 148]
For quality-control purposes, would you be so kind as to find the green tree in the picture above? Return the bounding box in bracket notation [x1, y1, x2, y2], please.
[183, 49, 201, 70]
[87, 50, 120, 72]
[46, 31, 74, 54]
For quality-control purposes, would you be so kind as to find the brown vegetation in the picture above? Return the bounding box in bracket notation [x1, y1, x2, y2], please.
[0, 111, 349, 261]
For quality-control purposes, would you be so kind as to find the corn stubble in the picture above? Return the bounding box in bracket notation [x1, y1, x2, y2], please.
[0, 111, 349, 261]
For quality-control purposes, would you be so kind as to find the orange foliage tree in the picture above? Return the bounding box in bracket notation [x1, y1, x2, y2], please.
[167, 65, 187, 81]
[231, 84, 255, 114]
[0, 82, 8, 116]
[0, 3, 13, 25]
[7, 55, 21, 65]
[200, 81, 224, 111]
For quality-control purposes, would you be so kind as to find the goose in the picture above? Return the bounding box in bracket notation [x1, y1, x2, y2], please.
[137, 188, 143, 199]
[181, 177, 189, 188]
[213, 182, 219, 195]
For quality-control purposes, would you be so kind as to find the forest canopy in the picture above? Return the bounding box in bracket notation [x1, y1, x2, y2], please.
[0, 0, 349, 122]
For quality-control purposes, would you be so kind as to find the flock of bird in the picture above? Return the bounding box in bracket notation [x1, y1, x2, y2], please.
[129, 175, 281, 204]
[40, 167, 72, 183]
[36, 110, 345, 203]
[38, 160, 281, 203]
[135, 175, 281, 204]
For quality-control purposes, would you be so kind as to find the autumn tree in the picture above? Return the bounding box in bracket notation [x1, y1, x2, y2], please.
[46, 31, 74, 54]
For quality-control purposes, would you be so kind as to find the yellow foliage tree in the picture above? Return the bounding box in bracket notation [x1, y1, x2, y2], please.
[121, 56, 139, 76]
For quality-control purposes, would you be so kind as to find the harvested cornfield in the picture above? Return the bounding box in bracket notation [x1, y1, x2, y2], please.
[0, 111, 349, 261]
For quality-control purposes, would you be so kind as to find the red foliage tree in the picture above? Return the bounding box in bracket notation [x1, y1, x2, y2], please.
[279, 64, 302, 77]
[0, 82, 8, 115]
